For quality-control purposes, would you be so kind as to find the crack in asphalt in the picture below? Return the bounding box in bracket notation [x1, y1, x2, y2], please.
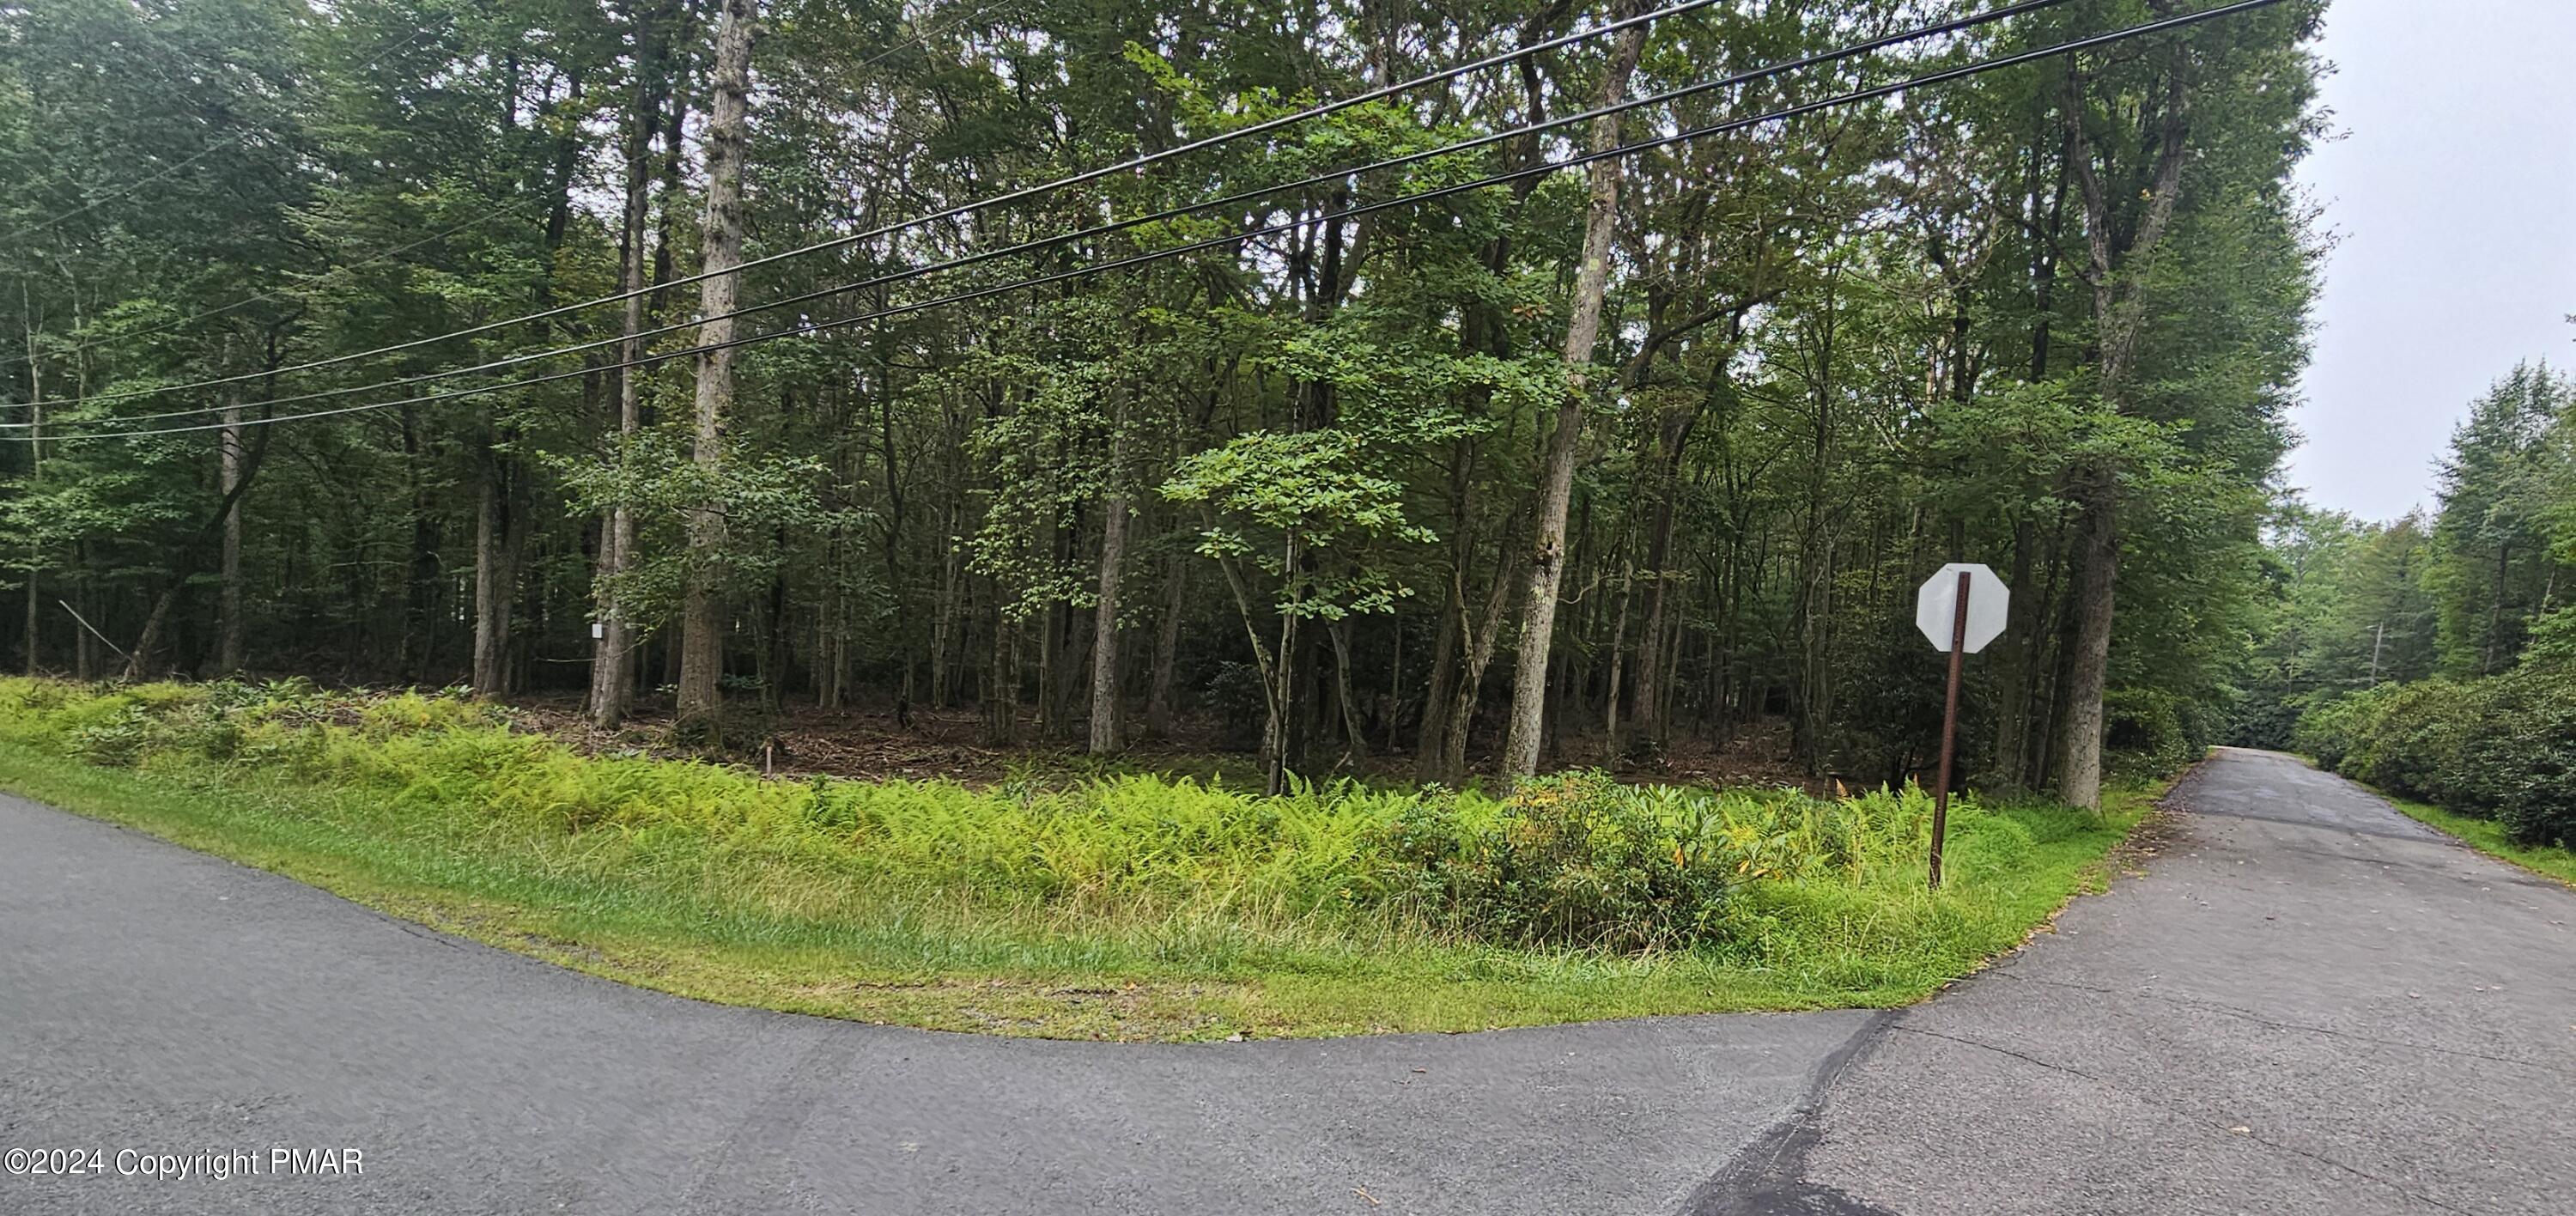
[1679, 1012, 1899, 1216]
[1759, 751, 2575, 1215]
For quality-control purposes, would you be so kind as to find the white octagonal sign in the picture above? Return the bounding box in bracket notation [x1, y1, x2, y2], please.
[1916, 563, 2008, 654]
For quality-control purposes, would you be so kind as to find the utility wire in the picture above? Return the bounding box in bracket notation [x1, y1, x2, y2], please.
[14, 0, 2287, 445]
[13, 0, 2075, 430]
[50, 0, 1731, 409]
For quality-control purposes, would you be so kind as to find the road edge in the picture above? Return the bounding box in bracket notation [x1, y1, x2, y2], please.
[2280, 752, 2576, 892]
[1671, 760, 2200, 1215]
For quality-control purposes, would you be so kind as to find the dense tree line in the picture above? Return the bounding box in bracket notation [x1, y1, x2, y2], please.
[2238, 362, 2575, 846]
[1, 0, 2323, 802]
[2239, 362, 2576, 733]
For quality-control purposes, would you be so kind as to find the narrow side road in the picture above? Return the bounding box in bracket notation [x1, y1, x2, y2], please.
[0, 790, 1864, 1216]
[1719, 748, 2576, 1215]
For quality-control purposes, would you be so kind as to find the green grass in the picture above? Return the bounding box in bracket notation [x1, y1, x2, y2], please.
[0, 678, 2164, 1040]
[2367, 786, 2576, 890]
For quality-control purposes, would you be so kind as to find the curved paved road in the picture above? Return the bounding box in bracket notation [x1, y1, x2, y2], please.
[0, 788, 1866, 1216]
[1712, 748, 2576, 1215]
[5, 748, 2571, 1214]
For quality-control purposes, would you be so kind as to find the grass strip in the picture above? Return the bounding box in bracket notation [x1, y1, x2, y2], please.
[0, 681, 2165, 1040]
[2369, 786, 2576, 890]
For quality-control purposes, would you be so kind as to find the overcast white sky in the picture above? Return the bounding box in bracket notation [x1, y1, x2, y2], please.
[2283, 0, 2576, 523]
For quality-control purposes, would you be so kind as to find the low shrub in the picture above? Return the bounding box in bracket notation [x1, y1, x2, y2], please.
[2295, 667, 2576, 848]
[2291, 687, 2376, 772]
[2105, 687, 2201, 781]
[2469, 673, 2576, 848]
[1400, 773, 1741, 951]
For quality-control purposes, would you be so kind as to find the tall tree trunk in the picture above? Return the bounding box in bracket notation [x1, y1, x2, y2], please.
[1435, 538, 1524, 786]
[1602, 551, 1633, 761]
[877, 349, 910, 710]
[1202, 520, 1295, 794]
[1326, 618, 1368, 767]
[1382, 611, 1406, 756]
[471, 448, 516, 698]
[398, 410, 440, 682]
[17, 544, 31, 676]
[1143, 548, 1186, 740]
[932, 501, 963, 708]
[1441, 599, 1509, 786]
[1991, 518, 2038, 787]
[70, 562, 91, 681]
[2021, 513, 2071, 782]
[20, 300, 40, 676]
[2054, 64, 2190, 809]
[217, 391, 245, 674]
[1628, 530, 1671, 750]
[762, 554, 790, 713]
[1088, 411, 1130, 755]
[591, 15, 665, 730]
[1500, 7, 1645, 779]
[1991, 138, 2066, 789]
[1413, 439, 1476, 777]
[471, 69, 583, 702]
[1412, 574, 1460, 777]
[124, 423, 272, 683]
[2057, 496, 2118, 809]
[1627, 380, 1706, 752]
[676, 0, 758, 735]
[1265, 537, 1300, 793]
[984, 602, 1020, 745]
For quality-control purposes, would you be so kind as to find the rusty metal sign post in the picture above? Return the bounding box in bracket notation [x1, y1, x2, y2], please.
[1916, 563, 2008, 891]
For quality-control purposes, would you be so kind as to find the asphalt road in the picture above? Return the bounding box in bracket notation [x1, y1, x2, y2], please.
[4, 748, 2569, 1214]
[1716, 748, 2576, 1216]
[0, 788, 1868, 1216]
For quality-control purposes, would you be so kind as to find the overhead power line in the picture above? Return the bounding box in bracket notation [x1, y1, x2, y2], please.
[15, 0, 2287, 445]
[15, 0, 2076, 431]
[49, 0, 1730, 410]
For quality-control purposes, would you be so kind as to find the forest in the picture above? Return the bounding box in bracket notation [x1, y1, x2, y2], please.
[2239, 362, 2576, 848]
[2, 0, 2328, 807]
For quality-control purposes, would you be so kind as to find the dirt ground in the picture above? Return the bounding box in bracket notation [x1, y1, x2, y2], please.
[503, 692, 1823, 792]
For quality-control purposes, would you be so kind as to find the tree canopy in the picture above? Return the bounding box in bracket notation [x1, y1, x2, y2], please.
[3, 0, 2328, 801]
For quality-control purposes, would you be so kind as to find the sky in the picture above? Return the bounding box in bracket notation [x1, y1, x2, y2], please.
[2283, 0, 2576, 522]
